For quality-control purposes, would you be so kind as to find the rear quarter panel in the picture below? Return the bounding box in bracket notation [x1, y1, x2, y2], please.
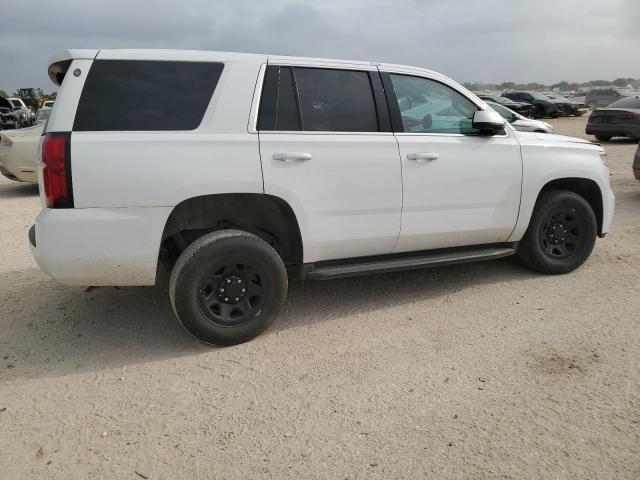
[69, 55, 265, 208]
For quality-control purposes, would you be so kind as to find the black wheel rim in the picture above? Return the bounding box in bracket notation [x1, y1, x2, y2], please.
[538, 207, 584, 260]
[196, 262, 266, 327]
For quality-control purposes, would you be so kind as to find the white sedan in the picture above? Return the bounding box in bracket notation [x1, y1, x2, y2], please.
[0, 123, 43, 183]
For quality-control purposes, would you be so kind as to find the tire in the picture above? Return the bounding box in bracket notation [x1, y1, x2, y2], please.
[169, 229, 288, 346]
[517, 190, 597, 275]
[595, 135, 611, 142]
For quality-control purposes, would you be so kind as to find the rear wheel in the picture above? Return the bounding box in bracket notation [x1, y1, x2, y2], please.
[169, 229, 288, 346]
[517, 190, 597, 274]
[595, 135, 611, 142]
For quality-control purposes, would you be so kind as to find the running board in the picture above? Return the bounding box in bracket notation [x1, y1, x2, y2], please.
[303, 244, 517, 280]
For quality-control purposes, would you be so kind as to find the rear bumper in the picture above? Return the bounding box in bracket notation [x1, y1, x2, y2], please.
[586, 124, 640, 138]
[29, 206, 172, 286]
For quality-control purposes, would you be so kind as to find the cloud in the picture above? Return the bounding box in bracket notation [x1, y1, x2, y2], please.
[0, 0, 637, 93]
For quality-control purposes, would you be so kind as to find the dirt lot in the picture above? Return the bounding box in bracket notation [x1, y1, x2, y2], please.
[1, 115, 638, 479]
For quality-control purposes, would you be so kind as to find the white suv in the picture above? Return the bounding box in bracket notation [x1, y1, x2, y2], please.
[30, 49, 614, 345]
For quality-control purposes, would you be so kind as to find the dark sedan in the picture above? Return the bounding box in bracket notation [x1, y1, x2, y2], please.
[477, 93, 535, 117]
[502, 91, 560, 118]
[586, 96, 640, 141]
[546, 94, 588, 116]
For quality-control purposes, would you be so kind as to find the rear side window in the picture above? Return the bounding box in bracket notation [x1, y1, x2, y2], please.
[294, 68, 378, 132]
[258, 66, 301, 131]
[74, 60, 224, 131]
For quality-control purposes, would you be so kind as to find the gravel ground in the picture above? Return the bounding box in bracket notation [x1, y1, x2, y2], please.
[0, 116, 638, 479]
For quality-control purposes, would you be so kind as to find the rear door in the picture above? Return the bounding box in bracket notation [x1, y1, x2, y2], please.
[257, 63, 402, 263]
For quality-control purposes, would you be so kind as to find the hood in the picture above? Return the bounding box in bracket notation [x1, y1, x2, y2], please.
[516, 130, 599, 147]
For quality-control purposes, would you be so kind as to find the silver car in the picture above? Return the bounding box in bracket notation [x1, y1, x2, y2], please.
[486, 101, 554, 134]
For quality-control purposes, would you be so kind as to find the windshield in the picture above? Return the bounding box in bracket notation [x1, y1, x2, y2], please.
[607, 97, 640, 109]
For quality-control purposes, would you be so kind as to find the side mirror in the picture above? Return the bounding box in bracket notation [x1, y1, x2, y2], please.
[472, 110, 506, 134]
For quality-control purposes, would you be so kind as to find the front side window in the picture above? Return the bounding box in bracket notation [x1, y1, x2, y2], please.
[74, 60, 224, 131]
[293, 68, 379, 132]
[488, 102, 516, 122]
[389, 74, 479, 134]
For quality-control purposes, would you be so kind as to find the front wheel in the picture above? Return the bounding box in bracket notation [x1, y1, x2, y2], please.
[517, 190, 597, 274]
[169, 229, 288, 346]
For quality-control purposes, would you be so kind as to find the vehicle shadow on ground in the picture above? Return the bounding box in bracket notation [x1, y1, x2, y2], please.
[0, 181, 38, 198]
[0, 258, 542, 382]
[598, 138, 639, 145]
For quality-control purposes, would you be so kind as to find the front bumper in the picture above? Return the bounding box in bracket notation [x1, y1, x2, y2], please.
[29, 206, 172, 286]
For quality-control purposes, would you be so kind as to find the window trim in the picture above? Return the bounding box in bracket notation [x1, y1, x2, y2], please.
[379, 70, 508, 138]
[253, 64, 392, 135]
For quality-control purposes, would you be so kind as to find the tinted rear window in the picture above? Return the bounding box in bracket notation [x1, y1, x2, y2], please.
[258, 66, 301, 131]
[74, 60, 224, 131]
[293, 68, 379, 132]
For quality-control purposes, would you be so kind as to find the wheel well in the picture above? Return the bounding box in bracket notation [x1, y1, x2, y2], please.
[159, 194, 303, 269]
[538, 178, 603, 233]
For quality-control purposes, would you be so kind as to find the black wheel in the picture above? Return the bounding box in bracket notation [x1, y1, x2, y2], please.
[595, 135, 611, 142]
[517, 190, 597, 275]
[169, 229, 287, 346]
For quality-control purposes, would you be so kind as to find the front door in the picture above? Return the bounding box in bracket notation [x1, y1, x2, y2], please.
[382, 71, 523, 253]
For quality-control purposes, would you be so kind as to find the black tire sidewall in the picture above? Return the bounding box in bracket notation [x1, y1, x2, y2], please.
[170, 230, 288, 346]
[519, 191, 597, 274]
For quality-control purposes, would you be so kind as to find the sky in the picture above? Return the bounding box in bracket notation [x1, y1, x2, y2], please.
[0, 0, 638, 93]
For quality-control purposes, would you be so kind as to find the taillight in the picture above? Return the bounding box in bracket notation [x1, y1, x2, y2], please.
[42, 132, 73, 208]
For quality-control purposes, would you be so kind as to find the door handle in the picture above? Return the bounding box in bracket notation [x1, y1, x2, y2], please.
[407, 152, 439, 161]
[272, 152, 313, 162]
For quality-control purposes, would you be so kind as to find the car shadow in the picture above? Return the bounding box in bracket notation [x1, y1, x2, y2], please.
[0, 258, 541, 382]
[594, 137, 639, 145]
[0, 181, 39, 198]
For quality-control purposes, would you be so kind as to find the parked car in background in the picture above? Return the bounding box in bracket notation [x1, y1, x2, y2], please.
[585, 88, 640, 109]
[546, 94, 588, 116]
[42, 100, 54, 109]
[585, 96, 640, 141]
[0, 97, 19, 130]
[29, 48, 614, 346]
[476, 93, 535, 117]
[633, 144, 640, 181]
[6, 97, 34, 128]
[0, 123, 43, 183]
[502, 91, 560, 118]
[486, 101, 554, 133]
